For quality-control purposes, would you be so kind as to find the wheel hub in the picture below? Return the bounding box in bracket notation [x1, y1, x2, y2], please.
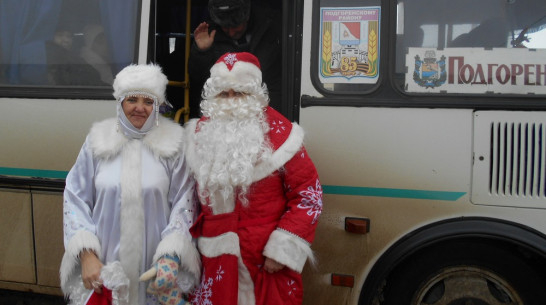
[413, 266, 523, 305]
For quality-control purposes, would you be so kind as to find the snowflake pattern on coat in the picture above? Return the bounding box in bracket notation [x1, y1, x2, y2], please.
[63, 204, 87, 239]
[270, 120, 287, 134]
[215, 266, 224, 282]
[297, 179, 323, 224]
[287, 279, 298, 296]
[191, 274, 214, 305]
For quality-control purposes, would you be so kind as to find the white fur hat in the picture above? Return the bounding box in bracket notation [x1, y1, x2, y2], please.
[113, 64, 168, 103]
[208, 52, 262, 92]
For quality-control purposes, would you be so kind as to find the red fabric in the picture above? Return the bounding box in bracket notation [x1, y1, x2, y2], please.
[86, 288, 112, 305]
[255, 268, 303, 305]
[215, 52, 261, 70]
[194, 254, 239, 304]
[190, 211, 240, 304]
[263, 107, 293, 150]
[190, 107, 322, 305]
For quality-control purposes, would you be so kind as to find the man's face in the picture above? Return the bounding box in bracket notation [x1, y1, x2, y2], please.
[221, 22, 248, 40]
[216, 89, 246, 99]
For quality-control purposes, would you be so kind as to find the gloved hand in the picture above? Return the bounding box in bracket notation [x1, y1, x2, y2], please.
[140, 255, 190, 305]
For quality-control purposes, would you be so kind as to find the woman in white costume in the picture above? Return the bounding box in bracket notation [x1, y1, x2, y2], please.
[60, 64, 200, 305]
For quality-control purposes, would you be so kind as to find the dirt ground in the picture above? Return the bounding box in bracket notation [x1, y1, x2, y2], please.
[0, 290, 67, 305]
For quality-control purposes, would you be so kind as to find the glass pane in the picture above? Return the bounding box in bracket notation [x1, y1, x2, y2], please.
[314, 0, 381, 94]
[395, 0, 546, 96]
[0, 0, 139, 88]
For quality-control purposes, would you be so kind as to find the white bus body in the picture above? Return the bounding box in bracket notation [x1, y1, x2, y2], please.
[1, 0, 546, 304]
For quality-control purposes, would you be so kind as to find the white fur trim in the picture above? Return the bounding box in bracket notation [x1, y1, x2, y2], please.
[88, 118, 127, 159]
[152, 232, 202, 292]
[60, 230, 101, 290]
[119, 140, 143, 305]
[113, 64, 168, 103]
[198, 233, 255, 305]
[60, 231, 101, 304]
[90, 117, 183, 160]
[210, 60, 262, 87]
[252, 123, 304, 182]
[198, 232, 240, 257]
[143, 117, 184, 158]
[183, 119, 200, 175]
[263, 229, 314, 273]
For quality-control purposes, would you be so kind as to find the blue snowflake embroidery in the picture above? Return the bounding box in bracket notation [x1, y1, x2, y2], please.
[297, 179, 323, 224]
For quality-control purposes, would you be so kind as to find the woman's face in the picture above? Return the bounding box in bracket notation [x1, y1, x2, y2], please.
[122, 96, 154, 129]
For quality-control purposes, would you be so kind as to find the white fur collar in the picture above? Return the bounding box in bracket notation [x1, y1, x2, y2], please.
[89, 116, 184, 160]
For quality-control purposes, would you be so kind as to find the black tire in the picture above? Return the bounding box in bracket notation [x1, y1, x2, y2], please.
[381, 239, 546, 305]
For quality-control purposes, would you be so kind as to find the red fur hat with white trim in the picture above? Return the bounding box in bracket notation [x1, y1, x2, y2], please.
[208, 52, 262, 92]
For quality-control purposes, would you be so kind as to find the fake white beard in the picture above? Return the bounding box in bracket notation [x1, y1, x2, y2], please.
[194, 96, 272, 212]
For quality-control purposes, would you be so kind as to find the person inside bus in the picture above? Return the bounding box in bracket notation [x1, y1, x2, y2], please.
[185, 52, 322, 305]
[79, 24, 115, 85]
[186, 0, 282, 119]
[449, 17, 509, 48]
[60, 63, 201, 305]
[45, 26, 104, 86]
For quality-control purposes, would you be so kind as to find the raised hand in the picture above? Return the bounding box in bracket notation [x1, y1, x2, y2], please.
[194, 22, 216, 51]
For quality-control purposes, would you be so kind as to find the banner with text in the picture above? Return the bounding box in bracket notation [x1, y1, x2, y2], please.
[406, 48, 546, 95]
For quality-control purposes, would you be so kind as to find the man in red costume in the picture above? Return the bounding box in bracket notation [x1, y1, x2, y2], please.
[185, 52, 322, 305]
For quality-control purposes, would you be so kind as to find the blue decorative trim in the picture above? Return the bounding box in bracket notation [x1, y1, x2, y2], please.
[323, 185, 465, 201]
[0, 167, 68, 179]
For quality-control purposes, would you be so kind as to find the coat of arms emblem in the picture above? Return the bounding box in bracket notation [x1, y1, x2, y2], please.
[413, 50, 446, 88]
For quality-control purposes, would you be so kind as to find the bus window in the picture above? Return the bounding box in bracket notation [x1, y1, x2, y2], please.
[395, 0, 546, 96]
[0, 0, 139, 92]
[311, 0, 382, 95]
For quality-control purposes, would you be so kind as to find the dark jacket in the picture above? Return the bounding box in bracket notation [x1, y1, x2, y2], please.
[188, 5, 282, 118]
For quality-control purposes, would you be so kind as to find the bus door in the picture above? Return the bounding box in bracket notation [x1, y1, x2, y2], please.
[153, 0, 299, 122]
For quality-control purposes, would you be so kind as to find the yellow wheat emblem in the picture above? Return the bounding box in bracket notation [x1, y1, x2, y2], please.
[321, 22, 332, 76]
[366, 21, 378, 76]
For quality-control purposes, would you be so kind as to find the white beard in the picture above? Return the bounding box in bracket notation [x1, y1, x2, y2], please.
[193, 95, 272, 213]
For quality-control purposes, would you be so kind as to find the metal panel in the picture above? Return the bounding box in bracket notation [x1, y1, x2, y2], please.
[472, 111, 546, 207]
[0, 190, 35, 284]
[33, 192, 64, 288]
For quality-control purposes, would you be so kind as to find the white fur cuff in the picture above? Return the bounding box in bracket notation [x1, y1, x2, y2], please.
[263, 229, 314, 273]
[67, 230, 102, 259]
[197, 232, 240, 258]
[60, 230, 101, 292]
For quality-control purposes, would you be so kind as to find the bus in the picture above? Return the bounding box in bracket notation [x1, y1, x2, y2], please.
[1, 0, 546, 304]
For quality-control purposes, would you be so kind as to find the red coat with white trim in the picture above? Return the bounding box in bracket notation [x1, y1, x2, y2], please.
[186, 107, 322, 305]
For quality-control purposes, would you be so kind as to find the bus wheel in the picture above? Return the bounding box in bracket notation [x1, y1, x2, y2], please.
[380, 240, 546, 305]
[409, 266, 522, 304]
